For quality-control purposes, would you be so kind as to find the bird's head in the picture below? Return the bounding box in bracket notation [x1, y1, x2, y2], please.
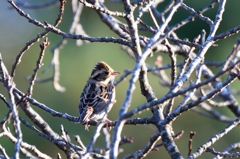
[90, 61, 120, 84]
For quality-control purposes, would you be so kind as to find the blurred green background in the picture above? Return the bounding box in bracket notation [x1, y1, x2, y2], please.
[1, 0, 240, 158]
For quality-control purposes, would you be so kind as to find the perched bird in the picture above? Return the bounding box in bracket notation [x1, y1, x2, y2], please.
[78, 61, 120, 130]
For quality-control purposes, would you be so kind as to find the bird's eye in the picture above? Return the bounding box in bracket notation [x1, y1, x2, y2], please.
[104, 71, 109, 75]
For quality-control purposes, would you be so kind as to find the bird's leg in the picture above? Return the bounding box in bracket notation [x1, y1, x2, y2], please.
[85, 121, 90, 131]
[105, 118, 112, 131]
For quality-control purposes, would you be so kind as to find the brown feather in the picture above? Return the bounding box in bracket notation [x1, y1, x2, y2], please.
[78, 61, 119, 125]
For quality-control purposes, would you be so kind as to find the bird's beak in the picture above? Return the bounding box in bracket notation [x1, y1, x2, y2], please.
[111, 71, 120, 76]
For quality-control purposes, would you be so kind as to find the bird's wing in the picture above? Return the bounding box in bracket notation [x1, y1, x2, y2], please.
[78, 82, 113, 123]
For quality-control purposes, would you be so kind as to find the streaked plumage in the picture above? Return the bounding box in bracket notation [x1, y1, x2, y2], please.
[78, 61, 119, 130]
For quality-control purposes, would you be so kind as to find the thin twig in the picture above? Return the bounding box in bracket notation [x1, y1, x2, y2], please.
[189, 117, 240, 158]
[188, 131, 196, 156]
[9, 0, 66, 78]
[27, 38, 49, 96]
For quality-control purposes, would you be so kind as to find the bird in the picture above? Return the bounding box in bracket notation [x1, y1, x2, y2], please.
[78, 61, 120, 130]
